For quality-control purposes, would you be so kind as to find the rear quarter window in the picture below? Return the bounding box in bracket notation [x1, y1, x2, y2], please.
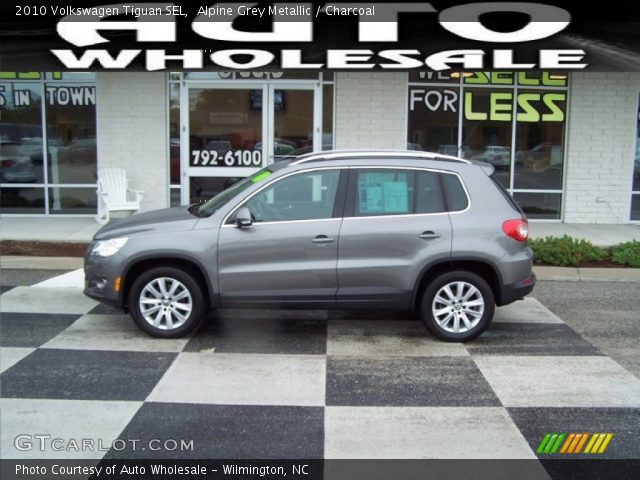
[442, 173, 469, 212]
[490, 175, 524, 214]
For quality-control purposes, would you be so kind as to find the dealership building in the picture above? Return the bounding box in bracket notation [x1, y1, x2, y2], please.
[1, 70, 639, 223]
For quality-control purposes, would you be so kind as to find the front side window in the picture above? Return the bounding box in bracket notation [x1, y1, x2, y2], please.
[244, 169, 340, 223]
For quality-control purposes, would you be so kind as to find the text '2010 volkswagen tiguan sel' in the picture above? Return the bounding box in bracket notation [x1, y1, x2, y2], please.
[84, 150, 535, 342]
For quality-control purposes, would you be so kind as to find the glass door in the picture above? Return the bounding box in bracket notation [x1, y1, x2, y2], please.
[182, 84, 266, 204]
[267, 84, 320, 163]
[182, 83, 321, 205]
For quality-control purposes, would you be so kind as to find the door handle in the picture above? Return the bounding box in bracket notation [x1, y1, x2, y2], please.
[419, 231, 441, 240]
[312, 235, 335, 244]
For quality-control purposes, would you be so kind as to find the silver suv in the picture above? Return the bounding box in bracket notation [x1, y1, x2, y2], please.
[84, 150, 535, 342]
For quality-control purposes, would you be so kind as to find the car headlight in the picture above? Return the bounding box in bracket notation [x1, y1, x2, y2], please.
[91, 237, 128, 257]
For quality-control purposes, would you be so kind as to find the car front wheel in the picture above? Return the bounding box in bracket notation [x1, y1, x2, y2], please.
[129, 267, 205, 338]
[420, 271, 495, 342]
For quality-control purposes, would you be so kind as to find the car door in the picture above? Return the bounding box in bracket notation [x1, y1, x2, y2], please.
[337, 167, 453, 309]
[217, 168, 346, 307]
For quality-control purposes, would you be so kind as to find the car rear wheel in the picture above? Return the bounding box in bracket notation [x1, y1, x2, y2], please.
[420, 271, 494, 342]
[129, 266, 205, 338]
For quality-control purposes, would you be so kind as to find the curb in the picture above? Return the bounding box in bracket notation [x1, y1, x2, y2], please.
[534, 266, 640, 283]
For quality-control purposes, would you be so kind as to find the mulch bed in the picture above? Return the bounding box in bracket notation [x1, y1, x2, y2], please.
[0, 241, 88, 257]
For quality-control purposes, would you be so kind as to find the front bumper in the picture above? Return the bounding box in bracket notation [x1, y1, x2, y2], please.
[83, 249, 126, 310]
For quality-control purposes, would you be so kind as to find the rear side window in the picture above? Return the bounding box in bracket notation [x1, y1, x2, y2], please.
[416, 171, 445, 214]
[442, 173, 469, 212]
[356, 170, 414, 216]
[351, 169, 446, 217]
[490, 175, 524, 214]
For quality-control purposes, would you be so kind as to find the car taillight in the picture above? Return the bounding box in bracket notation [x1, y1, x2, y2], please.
[502, 219, 529, 242]
[1, 159, 16, 167]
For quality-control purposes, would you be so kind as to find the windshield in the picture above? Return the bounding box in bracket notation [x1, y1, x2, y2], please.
[194, 168, 273, 217]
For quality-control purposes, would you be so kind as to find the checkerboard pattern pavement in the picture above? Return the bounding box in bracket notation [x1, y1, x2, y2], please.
[1, 273, 640, 462]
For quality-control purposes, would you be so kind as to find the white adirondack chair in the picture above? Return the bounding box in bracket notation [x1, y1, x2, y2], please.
[95, 168, 143, 225]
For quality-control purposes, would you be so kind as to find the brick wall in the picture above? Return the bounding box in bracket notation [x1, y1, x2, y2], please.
[564, 72, 640, 223]
[96, 72, 168, 212]
[334, 72, 407, 149]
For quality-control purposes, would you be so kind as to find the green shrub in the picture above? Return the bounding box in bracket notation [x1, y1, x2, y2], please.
[529, 235, 607, 267]
[611, 241, 640, 267]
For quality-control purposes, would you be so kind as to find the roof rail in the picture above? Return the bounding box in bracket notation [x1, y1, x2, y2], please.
[290, 149, 472, 166]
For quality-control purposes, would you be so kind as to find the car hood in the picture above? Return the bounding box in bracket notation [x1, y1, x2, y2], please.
[94, 206, 199, 240]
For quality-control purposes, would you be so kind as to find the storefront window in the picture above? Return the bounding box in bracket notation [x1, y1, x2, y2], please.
[407, 71, 569, 220]
[323, 84, 334, 150]
[463, 88, 513, 188]
[632, 95, 640, 221]
[408, 86, 459, 154]
[513, 192, 562, 220]
[0, 82, 45, 187]
[189, 88, 263, 168]
[169, 83, 180, 186]
[514, 90, 566, 191]
[45, 83, 96, 185]
[48, 187, 97, 214]
[0, 187, 45, 214]
[1, 74, 97, 215]
[189, 177, 241, 204]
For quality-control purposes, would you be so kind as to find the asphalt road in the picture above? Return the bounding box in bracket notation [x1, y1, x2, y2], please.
[532, 281, 640, 378]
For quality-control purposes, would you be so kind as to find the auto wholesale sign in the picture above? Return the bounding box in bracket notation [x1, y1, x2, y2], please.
[2, 1, 640, 71]
[48, 2, 584, 71]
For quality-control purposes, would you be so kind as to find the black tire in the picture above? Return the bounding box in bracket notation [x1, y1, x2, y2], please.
[129, 266, 206, 338]
[419, 270, 495, 342]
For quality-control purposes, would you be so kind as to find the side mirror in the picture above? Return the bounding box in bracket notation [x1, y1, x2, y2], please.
[234, 207, 253, 228]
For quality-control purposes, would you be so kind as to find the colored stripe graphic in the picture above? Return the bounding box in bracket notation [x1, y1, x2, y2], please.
[537, 434, 552, 454]
[567, 433, 583, 453]
[560, 433, 575, 454]
[540, 433, 614, 455]
[583, 434, 598, 453]
[538, 433, 566, 454]
[584, 433, 614, 454]
[598, 434, 614, 453]
[574, 434, 589, 453]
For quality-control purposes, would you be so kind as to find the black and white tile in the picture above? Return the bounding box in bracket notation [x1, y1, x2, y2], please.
[1, 272, 639, 463]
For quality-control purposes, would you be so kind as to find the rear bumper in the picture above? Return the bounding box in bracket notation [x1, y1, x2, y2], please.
[498, 272, 536, 306]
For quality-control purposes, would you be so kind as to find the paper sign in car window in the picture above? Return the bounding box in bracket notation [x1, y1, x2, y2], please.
[383, 181, 409, 213]
[359, 183, 383, 213]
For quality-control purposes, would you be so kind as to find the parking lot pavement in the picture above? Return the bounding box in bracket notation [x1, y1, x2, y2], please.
[1, 273, 639, 464]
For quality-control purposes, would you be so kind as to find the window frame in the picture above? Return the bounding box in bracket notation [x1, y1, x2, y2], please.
[223, 167, 348, 225]
[0, 74, 98, 217]
[344, 166, 469, 218]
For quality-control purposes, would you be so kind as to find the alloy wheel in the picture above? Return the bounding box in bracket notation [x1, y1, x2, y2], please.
[431, 281, 485, 333]
[139, 277, 193, 330]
